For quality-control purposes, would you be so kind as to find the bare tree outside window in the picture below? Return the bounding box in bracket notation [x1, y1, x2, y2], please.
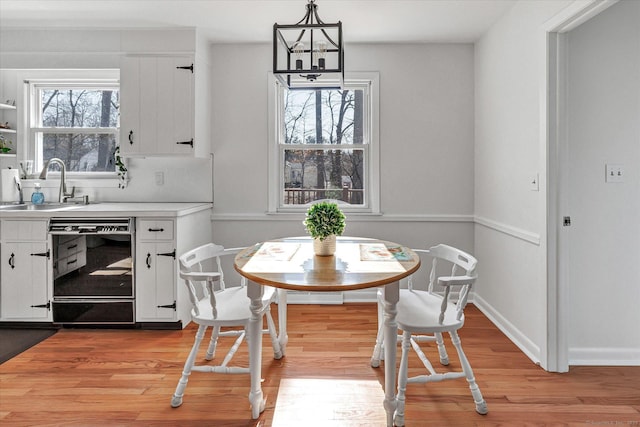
[282, 88, 365, 205]
[39, 88, 119, 173]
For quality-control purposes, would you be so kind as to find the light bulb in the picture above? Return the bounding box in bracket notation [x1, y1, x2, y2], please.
[293, 41, 304, 70]
[315, 41, 327, 70]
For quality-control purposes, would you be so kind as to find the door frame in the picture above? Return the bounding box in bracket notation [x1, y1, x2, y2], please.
[542, 0, 619, 372]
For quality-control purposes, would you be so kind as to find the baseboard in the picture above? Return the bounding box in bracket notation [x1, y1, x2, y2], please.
[286, 291, 344, 304]
[285, 288, 378, 304]
[0, 322, 58, 329]
[136, 321, 183, 330]
[343, 288, 378, 303]
[569, 347, 640, 366]
[471, 294, 542, 366]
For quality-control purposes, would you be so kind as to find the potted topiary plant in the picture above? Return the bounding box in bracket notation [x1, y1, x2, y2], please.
[304, 201, 346, 256]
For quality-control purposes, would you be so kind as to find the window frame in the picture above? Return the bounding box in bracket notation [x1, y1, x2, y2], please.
[26, 74, 120, 180]
[268, 72, 380, 214]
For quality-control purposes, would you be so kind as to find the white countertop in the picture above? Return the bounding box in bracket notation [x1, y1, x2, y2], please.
[0, 202, 213, 218]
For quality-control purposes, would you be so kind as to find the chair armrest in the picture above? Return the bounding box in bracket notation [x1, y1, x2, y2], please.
[413, 249, 430, 255]
[438, 275, 476, 287]
[180, 271, 221, 282]
[222, 247, 245, 256]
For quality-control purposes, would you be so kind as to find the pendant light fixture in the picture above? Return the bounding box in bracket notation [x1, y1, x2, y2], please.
[273, 0, 344, 89]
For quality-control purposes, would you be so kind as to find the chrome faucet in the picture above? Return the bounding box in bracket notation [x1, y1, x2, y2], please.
[39, 158, 75, 203]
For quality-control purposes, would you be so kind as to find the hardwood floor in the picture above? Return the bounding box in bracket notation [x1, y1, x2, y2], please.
[1, 304, 639, 426]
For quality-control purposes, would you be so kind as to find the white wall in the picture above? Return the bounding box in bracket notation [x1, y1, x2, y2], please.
[566, 0, 640, 364]
[210, 43, 476, 256]
[475, 0, 640, 368]
[0, 28, 212, 203]
[473, 0, 573, 366]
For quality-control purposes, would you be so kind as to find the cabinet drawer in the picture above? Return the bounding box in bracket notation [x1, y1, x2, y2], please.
[1, 220, 48, 241]
[138, 220, 174, 241]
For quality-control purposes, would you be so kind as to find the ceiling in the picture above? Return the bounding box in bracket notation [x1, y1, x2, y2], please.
[0, 0, 516, 44]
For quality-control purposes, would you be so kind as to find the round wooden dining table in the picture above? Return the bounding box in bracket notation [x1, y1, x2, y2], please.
[234, 236, 420, 426]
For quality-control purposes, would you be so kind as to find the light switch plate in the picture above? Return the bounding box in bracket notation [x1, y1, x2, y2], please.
[605, 164, 624, 183]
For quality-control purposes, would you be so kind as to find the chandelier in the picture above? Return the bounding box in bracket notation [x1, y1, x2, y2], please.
[273, 0, 344, 89]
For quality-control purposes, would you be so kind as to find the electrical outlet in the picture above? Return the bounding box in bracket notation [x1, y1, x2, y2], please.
[605, 164, 624, 183]
[155, 171, 164, 185]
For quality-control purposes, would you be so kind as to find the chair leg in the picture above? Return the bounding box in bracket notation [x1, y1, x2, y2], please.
[449, 330, 488, 415]
[370, 301, 384, 367]
[434, 332, 449, 365]
[265, 309, 283, 360]
[370, 321, 384, 368]
[171, 324, 207, 408]
[394, 330, 411, 427]
[205, 326, 220, 361]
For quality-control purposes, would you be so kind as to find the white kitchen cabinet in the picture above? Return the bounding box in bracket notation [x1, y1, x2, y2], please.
[136, 219, 178, 322]
[0, 219, 51, 321]
[135, 209, 211, 327]
[120, 55, 208, 157]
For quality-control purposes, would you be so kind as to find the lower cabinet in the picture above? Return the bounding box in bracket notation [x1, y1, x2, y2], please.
[0, 209, 211, 327]
[0, 219, 51, 321]
[135, 209, 211, 327]
[136, 231, 177, 322]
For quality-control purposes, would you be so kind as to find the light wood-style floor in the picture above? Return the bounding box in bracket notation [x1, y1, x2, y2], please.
[1, 304, 639, 426]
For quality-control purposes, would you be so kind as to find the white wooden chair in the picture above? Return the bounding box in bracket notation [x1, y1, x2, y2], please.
[171, 243, 283, 408]
[370, 244, 487, 425]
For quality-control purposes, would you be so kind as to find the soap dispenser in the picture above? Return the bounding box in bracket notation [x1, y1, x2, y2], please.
[31, 182, 45, 205]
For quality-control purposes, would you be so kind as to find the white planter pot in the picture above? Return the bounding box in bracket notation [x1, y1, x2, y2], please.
[313, 235, 336, 256]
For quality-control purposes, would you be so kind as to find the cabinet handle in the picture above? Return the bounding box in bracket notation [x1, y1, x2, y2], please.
[176, 138, 194, 148]
[148, 228, 164, 232]
[67, 259, 77, 265]
[31, 250, 50, 259]
[157, 249, 176, 259]
[31, 301, 51, 310]
[128, 130, 134, 145]
[176, 64, 194, 73]
[146, 253, 152, 269]
[8, 252, 15, 269]
[67, 244, 77, 250]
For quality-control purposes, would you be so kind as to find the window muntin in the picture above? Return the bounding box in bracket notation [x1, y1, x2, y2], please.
[29, 83, 119, 174]
[277, 83, 370, 210]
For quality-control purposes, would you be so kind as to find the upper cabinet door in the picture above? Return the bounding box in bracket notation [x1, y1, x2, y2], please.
[120, 55, 195, 157]
[119, 56, 141, 154]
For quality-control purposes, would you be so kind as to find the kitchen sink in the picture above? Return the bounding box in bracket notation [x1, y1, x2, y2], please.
[0, 203, 83, 211]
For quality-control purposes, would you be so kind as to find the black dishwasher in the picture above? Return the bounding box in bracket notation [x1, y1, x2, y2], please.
[49, 217, 135, 325]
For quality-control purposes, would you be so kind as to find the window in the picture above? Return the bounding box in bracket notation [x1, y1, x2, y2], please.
[269, 74, 379, 213]
[28, 79, 119, 176]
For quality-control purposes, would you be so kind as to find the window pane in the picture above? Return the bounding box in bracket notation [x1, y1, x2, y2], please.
[284, 89, 364, 145]
[41, 89, 119, 128]
[42, 133, 116, 172]
[283, 148, 364, 205]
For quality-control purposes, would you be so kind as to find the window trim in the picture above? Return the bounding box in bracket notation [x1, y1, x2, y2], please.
[268, 72, 380, 214]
